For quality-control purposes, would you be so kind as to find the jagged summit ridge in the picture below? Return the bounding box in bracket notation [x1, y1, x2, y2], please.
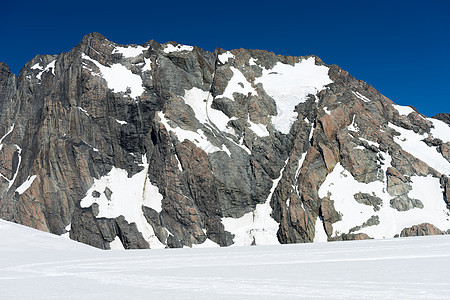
[0, 33, 449, 249]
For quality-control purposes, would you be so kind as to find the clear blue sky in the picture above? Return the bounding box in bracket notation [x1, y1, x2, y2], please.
[2, 0, 449, 116]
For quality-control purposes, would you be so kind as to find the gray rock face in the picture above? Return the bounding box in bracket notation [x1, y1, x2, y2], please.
[0, 33, 449, 249]
[390, 196, 423, 211]
[353, 193, 383, 211]
[349, 215, 380, 233]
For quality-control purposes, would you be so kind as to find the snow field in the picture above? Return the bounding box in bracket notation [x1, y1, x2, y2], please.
[319, 157, 450, 238]
[2, 219, 450, 299]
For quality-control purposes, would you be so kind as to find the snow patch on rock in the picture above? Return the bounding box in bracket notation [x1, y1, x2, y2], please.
[62, 223, 71, 239]
[36, 60, 56, 80]
[82, 53, 144, 99]
[313, 217, 328, 243]
[142, 58, 152, 73]
[248, 57, 258, 66]
[183, 87, 210, 124]
[15, 175, 37, 195]
[109, 236, 125, 250]
[389, 122, 450, 175]
[113, 46, 146, 58]
[80, 155, 165, 249]
[182, 87, 235, 135]
[393, 104, 415, 116]
[8, 145, 22, 189]
[221, 159, 288, 246]
[428, 118, 450, 143]
[0, 124, 14, 151]
[163, 44, 193, 53]
[218, 51, 234, 64]
[30, 63, 43, 70]
[115, 119, 127, 125]
[255, 57, 332, 134]
[248, 118, 269, 137]
[218, 67, 257, 101]
[158, 111, 230, 155]
[77, 107, 89, 116]
[348, 115, 359, 132]
[352, 91, 371, 103]
[359, 137, 379, 148]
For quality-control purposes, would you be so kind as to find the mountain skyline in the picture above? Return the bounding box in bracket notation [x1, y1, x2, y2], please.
[1, 32, 449, 249]
[1, 1, 449, 116]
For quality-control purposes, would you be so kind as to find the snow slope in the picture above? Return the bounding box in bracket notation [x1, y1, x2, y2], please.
[255, 57, 332, 134]
[1, 219, 450, 299]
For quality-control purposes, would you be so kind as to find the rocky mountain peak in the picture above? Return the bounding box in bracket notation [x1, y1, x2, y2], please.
[80, 32, 109, 44]
[0, 34, 449, 249]
[0, 62, 12, 74]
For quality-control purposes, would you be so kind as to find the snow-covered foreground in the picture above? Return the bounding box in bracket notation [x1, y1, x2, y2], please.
[1, 220, 450, 299]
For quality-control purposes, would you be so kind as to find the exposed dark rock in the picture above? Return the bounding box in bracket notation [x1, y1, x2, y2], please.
[353, 193, 383, 211]
[320, 196, 341, 236]
[386, 167, 411, 197]
[390, 196, 423, 211]
[441, 176, 450, 209]
[142, 206, 168, 244]
[330, 233, 372, 241]
[400, 223, 444, 237]
[104, 187, 113, 201]
[114, 216, 150, 249]
[349, 215, 380, 233]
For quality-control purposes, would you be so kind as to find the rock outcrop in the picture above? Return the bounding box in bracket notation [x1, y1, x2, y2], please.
[0, 33, 449, 249]
[400, 223, 445, 237]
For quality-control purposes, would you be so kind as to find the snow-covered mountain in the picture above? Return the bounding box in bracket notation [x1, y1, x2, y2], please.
[2, 218, 450, 299]
[0, 32, 449, 249]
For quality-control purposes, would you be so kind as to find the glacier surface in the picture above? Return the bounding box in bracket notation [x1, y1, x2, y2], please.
[1, 219, 450, 299]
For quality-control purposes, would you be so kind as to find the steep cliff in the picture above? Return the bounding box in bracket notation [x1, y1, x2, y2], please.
[1, 33, 449, 249]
